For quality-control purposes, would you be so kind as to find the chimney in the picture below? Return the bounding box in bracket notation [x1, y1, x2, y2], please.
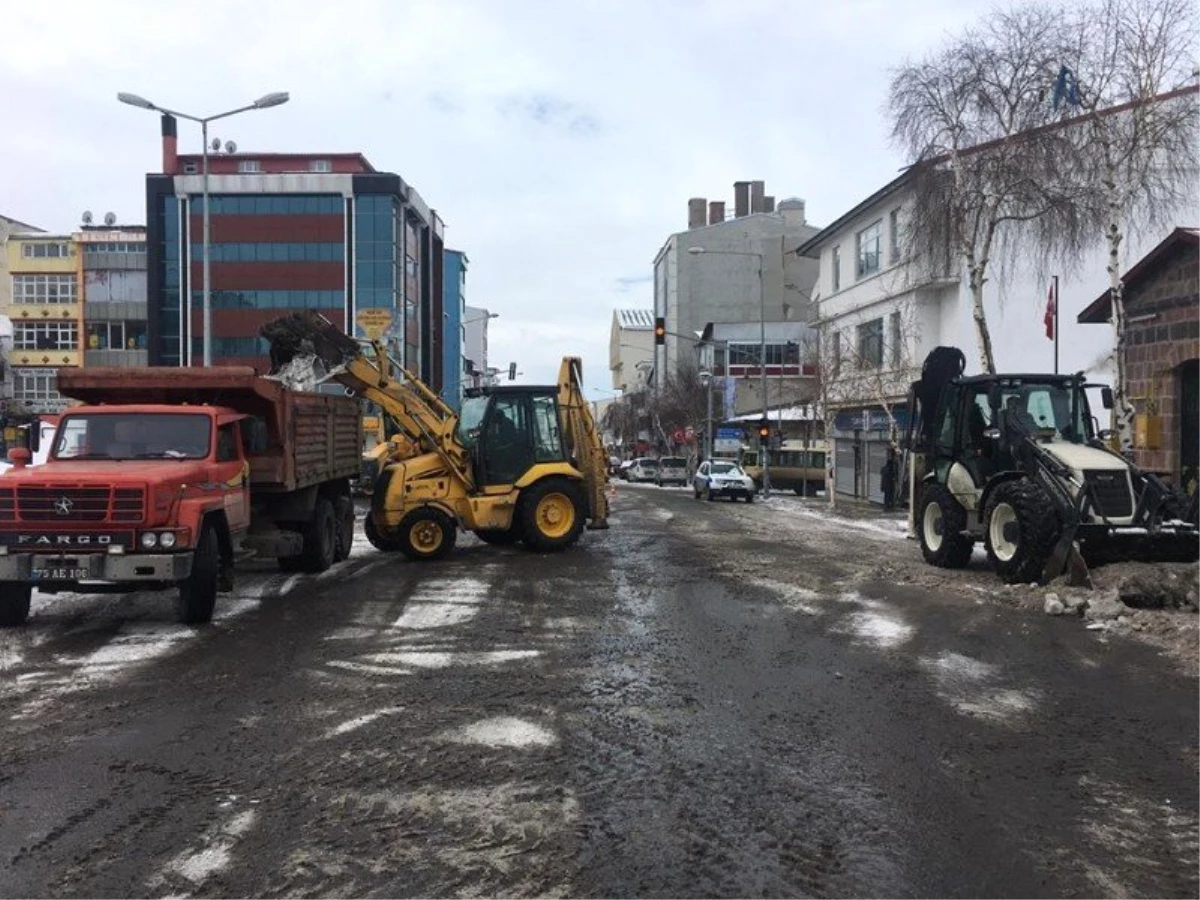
[763, 195, 775, 213]
[708, 201, 725, 225]
[687, 197, 708, 230]
[161, 113, 178, 175]
[733, 181, 750, 218]
[750, 180, 765, 213]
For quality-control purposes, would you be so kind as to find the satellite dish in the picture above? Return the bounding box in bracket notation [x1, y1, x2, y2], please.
[103, 212, 116, 226]
[224, 140, 237, 154]
[211, 137, 222, 152]
[81, 211, 93, 225]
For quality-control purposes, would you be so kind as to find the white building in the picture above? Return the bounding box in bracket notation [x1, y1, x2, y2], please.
[652, 180, 821, 395]
[463, 305, 494, 388]
[609, 309, 654, 391]
[799, 171, 1179, 504]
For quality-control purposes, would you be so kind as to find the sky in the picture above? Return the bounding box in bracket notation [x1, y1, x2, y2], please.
[2, 0, 1178, 401]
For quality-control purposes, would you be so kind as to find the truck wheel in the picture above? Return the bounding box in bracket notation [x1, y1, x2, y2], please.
[984, 478, 1061, 584]
[919, 483, 974, 569]
[397, 507, 457, 561]
[474, 523, 523, 546]
[0, 584, 32, 627]
[177, 526, 219, 625]
[333, 496, 355, 562]
[520, 478, 585, 552]
[303, 497, 338, 573]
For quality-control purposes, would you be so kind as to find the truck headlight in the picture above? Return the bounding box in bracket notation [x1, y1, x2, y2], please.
[140, 532, 158, 549]
[159, 532, 177, 549]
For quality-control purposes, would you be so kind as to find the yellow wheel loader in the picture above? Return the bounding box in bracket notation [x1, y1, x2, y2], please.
[261, 312, 609, 560]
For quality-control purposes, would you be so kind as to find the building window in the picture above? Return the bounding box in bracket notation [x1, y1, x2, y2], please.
[309, 160, 332, 173]
[856, 220, 882, 278]
[12, 369, 60, 406]
[889, 209, 901, 264]
[237, 160, 262, 174]
[84, 242, 146, 255]
[831, 245, 841, 292]
[182, 163, 198, 174]
[14, 321, 79, 351]
[192, 242, 344, 262]
[86, 321, 148, 350]
[12, 274, 77, 304]
[889, 311, 902, 366]
[21, 242, 72, 259]
[827, 330, 841, 377]
[857, 318, 884, 368]
[198, 195, 342, 216]
[202, 289, 345, 310]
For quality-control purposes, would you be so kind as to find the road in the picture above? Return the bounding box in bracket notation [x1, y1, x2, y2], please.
[0, 485, 1196, 898]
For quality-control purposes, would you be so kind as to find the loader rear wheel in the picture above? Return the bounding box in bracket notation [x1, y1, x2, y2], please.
[520, 478, 585, 552]
[919, 483, 974, 569]
[984, 478, 1061, 584]
[0, 583, 32, 627]
[397, 507, 457, 561]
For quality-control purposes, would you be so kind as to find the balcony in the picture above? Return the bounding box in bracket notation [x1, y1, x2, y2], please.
[85, 349, 149, 367]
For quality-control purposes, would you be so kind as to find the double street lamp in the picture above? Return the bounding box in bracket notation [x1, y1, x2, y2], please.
[118, 91, 290, 367]
[687, 246, 771, 496]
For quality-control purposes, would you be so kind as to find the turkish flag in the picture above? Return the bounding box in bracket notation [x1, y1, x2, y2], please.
[1044, 282, 1056, 340]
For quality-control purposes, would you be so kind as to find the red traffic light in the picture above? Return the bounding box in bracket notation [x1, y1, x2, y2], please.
[654, 317, 666, 345]
[758, 420, 770, 439]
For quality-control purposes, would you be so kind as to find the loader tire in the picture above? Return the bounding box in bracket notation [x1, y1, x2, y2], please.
[918, 482, 974, 569]
[984, 478, 1061, 584]
[397, 507, 457, 561]
[520, 478, 585, 552]
[364, 513, 405, 553]
[0, 583, 32, 627]
[176, 525, 219, 625]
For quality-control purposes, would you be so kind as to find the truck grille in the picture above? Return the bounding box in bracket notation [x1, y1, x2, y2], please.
[0, 486, 146, 523]
[1083, 470, 1133, 519]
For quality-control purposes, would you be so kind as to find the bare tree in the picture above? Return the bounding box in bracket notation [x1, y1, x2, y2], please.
[1048, 0, 1199, 452]
[888, 3, 1090, 374]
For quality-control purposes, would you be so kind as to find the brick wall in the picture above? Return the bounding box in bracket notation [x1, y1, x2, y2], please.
[1122, 242, 1199, 481]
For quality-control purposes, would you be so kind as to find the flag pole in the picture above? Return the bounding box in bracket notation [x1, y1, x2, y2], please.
[1053, 275, 1059, 374]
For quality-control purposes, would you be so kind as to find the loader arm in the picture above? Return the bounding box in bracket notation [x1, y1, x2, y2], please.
[261, 311, 475, 491]
[557, 357, 609, 529]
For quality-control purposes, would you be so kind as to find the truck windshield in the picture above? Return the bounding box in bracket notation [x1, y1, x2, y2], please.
[998, 382, 1091, 442]
[456, 397, 489, 450]
[53, 413, 212, 460]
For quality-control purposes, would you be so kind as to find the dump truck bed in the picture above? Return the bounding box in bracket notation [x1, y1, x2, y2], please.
[56, 367, 362, 493]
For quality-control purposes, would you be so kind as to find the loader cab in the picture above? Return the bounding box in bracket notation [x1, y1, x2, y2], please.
[458, 387, 567, 487]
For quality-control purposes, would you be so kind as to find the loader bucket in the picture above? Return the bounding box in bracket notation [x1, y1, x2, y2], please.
[261, 311, 363, 372]
[1043, 532, 1093, 589]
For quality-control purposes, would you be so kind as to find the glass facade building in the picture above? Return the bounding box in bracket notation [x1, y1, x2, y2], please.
[145, 146, 445, 388]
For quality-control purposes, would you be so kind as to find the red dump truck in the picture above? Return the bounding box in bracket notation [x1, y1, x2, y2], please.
[0, 367, 362, 627]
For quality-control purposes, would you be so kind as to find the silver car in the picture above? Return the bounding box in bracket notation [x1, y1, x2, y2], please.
[627, 458, 659, 483]
[693, 459, 757, 502]
[655, 456, 689, 487]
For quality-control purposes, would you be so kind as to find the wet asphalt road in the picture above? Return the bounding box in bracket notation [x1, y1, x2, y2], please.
[0, 485, 1196, 898]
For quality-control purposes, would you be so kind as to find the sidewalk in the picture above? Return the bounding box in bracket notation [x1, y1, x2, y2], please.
[771, 491, 913, 529]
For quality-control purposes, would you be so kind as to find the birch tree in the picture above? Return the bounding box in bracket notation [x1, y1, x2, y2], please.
[1049, 0, 1199, 453]
[888, 4, 1088, 374]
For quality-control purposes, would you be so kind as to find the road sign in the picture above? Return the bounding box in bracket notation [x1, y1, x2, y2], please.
[716, 427, 741, 440]
[355, 308, 393, 340]
[714, 437, 741, 453]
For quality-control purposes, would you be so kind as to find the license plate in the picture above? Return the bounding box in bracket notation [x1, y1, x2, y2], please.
[32, 567, 90, 580]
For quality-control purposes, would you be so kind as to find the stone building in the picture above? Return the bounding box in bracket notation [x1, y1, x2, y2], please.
[1077, 227, 1199, 492]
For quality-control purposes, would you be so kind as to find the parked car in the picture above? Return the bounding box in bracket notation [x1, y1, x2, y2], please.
[626, 458, 660, 483]
[617, 460, 636, 480]
[693, 459, 757, 502]
[655, 456, 689, 487]
[608, 455, 623, 476]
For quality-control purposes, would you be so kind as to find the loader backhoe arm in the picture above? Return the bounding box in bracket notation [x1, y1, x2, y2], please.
[557, 357, 609, 529]
[261, 311, 474, 489]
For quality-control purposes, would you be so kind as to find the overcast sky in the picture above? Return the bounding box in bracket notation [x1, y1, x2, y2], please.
[3, 0, 1177, 398]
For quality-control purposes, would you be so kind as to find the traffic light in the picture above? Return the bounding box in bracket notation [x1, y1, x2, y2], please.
[758, 419, 770, 440]
[654, 317, 666, 345]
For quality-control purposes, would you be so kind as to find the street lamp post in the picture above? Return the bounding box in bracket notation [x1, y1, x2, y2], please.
[698, 369, 714, 461]
[687, 246, 770, 496]
[118, 91, 290, 367]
